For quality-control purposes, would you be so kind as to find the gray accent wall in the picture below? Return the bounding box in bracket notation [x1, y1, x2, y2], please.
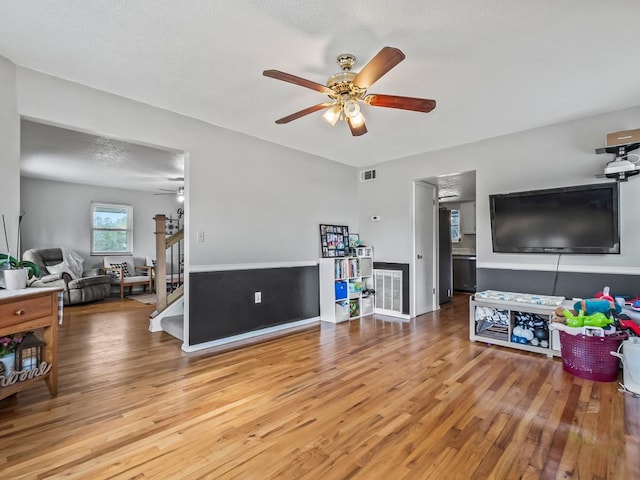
[478, 268, 639, 300]
[189, 265, 319, 344]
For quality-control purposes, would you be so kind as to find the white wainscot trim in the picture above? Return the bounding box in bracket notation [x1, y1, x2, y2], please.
[189, 261, 318, 273]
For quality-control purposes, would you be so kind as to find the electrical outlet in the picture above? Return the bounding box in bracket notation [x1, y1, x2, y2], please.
[197, 231, 205, 242]
[254, 291, 261, 303]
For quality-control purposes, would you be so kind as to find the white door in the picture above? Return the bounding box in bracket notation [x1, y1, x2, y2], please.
[413, 182, 436, 316]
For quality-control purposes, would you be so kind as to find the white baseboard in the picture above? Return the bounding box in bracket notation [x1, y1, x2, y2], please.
[374, 308, 410, 320]
[181, 316, 320, 353]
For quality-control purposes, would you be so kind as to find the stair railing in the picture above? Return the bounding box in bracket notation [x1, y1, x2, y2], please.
[154, 214, 185, 311]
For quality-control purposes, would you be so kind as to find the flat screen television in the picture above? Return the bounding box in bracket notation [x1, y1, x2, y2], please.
[489, 183, 620, 254]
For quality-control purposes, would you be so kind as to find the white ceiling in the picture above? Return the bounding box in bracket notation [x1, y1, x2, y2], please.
[428, 171, 477, 203]
[20, 120, 184, 194]
[3, 1, 640, 171]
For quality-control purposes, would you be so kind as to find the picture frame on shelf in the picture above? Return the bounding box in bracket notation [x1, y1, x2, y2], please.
[348, 233, 360, 248]
[319, 224, 349, 258]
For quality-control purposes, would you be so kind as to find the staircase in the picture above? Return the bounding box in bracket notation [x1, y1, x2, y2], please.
[149, 214, 185, 340]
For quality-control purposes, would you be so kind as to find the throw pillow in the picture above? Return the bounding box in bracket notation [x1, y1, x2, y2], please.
[109, 262, 130, 279]
[46, 262, 77, 280]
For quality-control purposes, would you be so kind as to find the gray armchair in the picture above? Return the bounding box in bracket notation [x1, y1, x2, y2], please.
[23, 248, 112, 305]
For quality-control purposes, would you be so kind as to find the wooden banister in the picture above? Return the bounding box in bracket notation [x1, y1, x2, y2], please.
[154, 214, 168, 310]
[154, 214, 185, 312]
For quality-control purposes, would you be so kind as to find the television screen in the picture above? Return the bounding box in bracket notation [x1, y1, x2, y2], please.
[489, 183, 620, 254]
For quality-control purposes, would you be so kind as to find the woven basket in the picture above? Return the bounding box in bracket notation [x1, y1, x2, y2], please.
[559, 330, 627, 382]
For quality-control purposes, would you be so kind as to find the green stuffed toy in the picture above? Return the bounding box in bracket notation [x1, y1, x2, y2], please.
[561, 309, 613, 328]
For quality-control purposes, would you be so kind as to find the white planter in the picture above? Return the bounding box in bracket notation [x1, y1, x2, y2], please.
[0, 353, 15, 376]
[3, 268, 27, 290]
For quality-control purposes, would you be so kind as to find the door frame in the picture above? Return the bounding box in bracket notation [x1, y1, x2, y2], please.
[411, 181, 438, 317]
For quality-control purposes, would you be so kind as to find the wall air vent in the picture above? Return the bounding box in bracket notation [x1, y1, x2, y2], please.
[360, 169, 377, 182]
[374, 269, 402, 315]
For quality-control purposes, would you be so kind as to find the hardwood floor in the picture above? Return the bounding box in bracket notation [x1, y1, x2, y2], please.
[1, 294, 638, 479]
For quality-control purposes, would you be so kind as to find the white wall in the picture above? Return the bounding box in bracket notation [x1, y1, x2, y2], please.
[15, 67, 358, 267]
[20, 177, 180, 269]
[0, 56, 20, 258]
[358, 106, 640, 274]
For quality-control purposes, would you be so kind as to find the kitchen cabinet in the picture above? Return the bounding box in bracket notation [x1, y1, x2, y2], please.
[460, 201, 476, 234]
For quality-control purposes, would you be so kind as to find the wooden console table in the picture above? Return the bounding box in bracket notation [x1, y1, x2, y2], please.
[0, 288, 61, 400]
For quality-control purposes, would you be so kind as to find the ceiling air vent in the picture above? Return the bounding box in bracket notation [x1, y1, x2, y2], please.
[360, 169, 377, 182]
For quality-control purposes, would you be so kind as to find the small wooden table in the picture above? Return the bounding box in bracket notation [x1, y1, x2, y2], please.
[0, 287, 61, 400]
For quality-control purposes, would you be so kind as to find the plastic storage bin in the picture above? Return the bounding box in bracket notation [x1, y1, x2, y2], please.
[335, 281, 348, 300]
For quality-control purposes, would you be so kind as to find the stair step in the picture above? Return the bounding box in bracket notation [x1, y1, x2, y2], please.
[161, 315, 183, 341]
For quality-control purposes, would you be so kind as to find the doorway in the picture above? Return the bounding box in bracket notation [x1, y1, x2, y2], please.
[415, 171, 476, 313]
[412, 181, 437, 316]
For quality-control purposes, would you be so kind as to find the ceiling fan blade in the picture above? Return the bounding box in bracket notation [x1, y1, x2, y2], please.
[275, 103, 333, 124]
[347, 118, 367, 137]
[365, 94, 436, 113]
[353, 47, 405, 89]
[263, 70, 333, 95]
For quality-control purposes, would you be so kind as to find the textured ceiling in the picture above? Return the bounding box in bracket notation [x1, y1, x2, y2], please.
[21, 120, 184, 193]
[2, 1, 640, 169]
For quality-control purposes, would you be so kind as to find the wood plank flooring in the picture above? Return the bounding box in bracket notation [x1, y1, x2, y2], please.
[0, 294, 638, 479]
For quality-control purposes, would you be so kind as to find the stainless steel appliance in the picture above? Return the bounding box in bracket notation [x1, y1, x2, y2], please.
[438, 209, 453, 304]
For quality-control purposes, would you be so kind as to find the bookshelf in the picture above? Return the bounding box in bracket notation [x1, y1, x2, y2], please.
[319, 248, 374, 323]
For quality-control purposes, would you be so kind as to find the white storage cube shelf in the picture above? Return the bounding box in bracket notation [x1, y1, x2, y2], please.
[319, 252, 374, 323]
[469, 295, 573, 358]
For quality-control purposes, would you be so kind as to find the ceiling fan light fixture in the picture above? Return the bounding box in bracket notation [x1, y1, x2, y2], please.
[177, 186, 185, 203]
[322, 105, 341, 126]
[349, 112, 366, 127]
[343, 99, 360, 118]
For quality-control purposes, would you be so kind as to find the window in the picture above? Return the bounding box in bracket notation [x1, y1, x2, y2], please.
[91, 202, 133, 255]
[450, 209, 461, 243]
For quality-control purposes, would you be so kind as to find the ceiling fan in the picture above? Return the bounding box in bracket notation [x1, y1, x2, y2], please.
[155, 186, 185, 202]
[263, 47, 436, 136]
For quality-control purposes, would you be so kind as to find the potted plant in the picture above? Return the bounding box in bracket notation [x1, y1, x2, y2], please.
[1, 213, 38, 288]
[0, 253, 40, 279]
[0, 333, 24, 376]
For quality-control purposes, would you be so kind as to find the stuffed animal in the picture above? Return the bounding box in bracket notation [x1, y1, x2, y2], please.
[573, 298, 620, 316]
[561, 308, 614, 328]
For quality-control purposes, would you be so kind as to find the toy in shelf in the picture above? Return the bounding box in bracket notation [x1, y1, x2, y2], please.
[512, 311, 549, 348]
[475, 306, 509, 341]
[349, 299, 360, 318]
